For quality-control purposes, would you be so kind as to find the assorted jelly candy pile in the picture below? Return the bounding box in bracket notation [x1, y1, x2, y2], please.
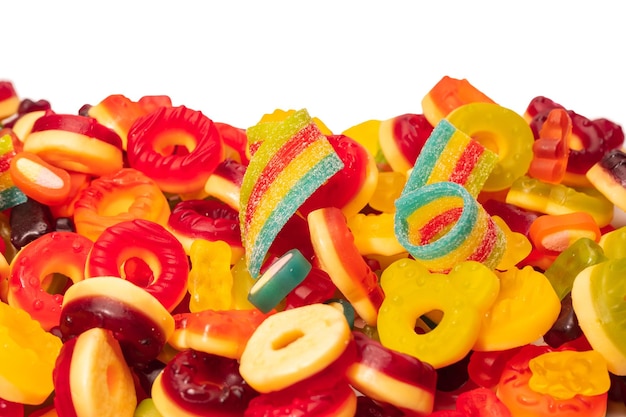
[1, 75, 626, 417]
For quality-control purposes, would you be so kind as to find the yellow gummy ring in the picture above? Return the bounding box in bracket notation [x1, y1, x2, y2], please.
[446, 102, 534, 192]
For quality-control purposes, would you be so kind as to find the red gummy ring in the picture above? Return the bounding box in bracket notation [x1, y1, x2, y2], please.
[127, 105, 225, 194]
[73, 167, 171, 242]
[85, 219, 189, 312]
[6, 231, 93, 331]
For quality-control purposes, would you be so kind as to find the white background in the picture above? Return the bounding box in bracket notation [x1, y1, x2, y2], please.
[3, 1, 625, 134]
[4, 1, 626, 415]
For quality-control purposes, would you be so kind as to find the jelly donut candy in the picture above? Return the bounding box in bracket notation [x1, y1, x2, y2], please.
[586, 148, 626, 213]
[0, 132, 28, 211]
[151, 349, 259, 417]
[571, 258, 626, 375]
[59, 276, 175, 367]
[127, 105, 225, 194]
[73, 167, 171, 242]
[53, 327, 137, 417]
[0, 81, 20, 120]
[446, 102, 534, 192]
[240, 109, 343, 277]
[347, 331, 437, 416]
[239, 303, 352, 393]
[506, 175, 614, 227]
[403, 118, 498, 198]
[85, 219, 189, 312]
[378, 113, 434, 174]
[23, 113, 124, 177]
[496, 344, 609, 417]
[0, 300, 62, 405]
[167, 197, 243, 263]
[394, 181, 506, 273]
[421, 75, 495, 127]
[308, 206, 385, 326]
[7, 231, 93, 331]
[170, 308, 275, 360]
[377, 259, 499, 369]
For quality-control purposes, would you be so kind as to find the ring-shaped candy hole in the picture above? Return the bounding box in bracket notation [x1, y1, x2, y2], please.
[120, 253, 159, 288]
[85, 219, 189, 312]
[7, 231, 93, 331]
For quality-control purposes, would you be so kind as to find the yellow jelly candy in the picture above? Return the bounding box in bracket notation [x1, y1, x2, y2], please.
[368, 171, 406, 213]
[347, 212, 406, 257]
[446, 102, 534, 192]
[528, 350, 610, 400]
[599, 225, 626, 260]
[188, 239, 234, 312]
[492, 215, 532, 271]
[341, 119, 381, 160]
[230, 256, 257, 310]
[0, 301, 63, 404]
[474, 265, 561, 351]
[378, 259, 499, 368]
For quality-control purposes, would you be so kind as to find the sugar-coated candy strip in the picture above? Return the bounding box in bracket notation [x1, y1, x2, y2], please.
[52, 327, 137, 417]
[0, 133, 27, 211]
[446, 102, 535, 192]
[506, 175, 614, 227]
[395, 181, 505, 272]
[308, 206, 385, 326]
[378, 259, 499, 369]
[7, 231, 93, 331]
[403, 119, 498, 197]
[239, 303, 352, 393]
[0, 301, 62, 405]
[240, 109, 343, 277]
[571, 258, 626, 375]
[248, 248, 311, 313]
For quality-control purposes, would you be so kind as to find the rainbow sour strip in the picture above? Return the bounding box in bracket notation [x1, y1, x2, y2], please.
[395, 181, 505, 273]
[402, 119, 498, 198]
[240, 109, 344, 277]
[0, 134, 27, 211]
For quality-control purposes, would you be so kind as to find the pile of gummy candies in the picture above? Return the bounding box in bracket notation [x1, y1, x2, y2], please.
[0, 75, 626, 417]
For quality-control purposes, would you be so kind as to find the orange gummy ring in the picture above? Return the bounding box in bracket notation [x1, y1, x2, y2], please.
[73, 167, 171, 241]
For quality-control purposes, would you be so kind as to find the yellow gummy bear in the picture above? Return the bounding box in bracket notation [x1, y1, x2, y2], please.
[377, 259, 499, 368]
[188, 239, 234, 312]
[528, 350, 611, 400]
